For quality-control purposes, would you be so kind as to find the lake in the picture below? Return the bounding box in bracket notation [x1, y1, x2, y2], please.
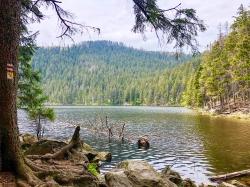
[18, 106, 250, 184]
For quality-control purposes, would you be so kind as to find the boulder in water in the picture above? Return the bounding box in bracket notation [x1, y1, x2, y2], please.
[94, 151, 112, 162]
[105, 159, 177, 187]
[137, 136, 150, 149]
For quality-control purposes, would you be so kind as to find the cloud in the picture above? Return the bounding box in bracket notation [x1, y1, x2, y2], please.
[28, 0, 250, 51]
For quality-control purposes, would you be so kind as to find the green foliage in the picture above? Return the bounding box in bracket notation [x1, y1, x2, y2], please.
[132, 0, 206, 53]
[28, 107, 55, 122]
[18, 41, 55, 138]
[182, 6, 250, 110]
[87, 163, 99, 177]
[32, 41, 194, 106]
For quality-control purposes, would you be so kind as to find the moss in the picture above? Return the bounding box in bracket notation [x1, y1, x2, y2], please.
[82, 143, 94, 151]
[21, 143, 32, 151]
[87, 163, 99, 177]
[118, 161, 129, 169]
[24, 140, 67, 155]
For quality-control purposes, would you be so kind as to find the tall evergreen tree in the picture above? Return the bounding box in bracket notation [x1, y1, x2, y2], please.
[182, 6, 250, 112]
[18, 43, 55, 140]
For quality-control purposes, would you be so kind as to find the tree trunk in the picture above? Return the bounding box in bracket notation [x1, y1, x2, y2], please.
[37, 114, 41, 140]
[0, 0, 23, 175]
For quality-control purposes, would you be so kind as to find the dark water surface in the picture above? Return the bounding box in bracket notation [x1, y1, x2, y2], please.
[18, 106, 250, 184]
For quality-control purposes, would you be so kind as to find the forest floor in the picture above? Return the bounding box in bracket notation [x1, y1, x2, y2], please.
[0, 172, 16, 186]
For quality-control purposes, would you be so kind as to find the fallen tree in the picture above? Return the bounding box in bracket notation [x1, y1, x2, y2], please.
[210, 169, 250, 182]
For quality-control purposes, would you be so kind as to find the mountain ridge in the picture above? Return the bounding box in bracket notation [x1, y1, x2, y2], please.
[32, 40, 195, 105]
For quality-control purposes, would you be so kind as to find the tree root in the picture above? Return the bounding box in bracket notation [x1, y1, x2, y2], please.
[27, 126, 82, 161]
[17, 164, 44, 186]
[15, 126, 100, 187]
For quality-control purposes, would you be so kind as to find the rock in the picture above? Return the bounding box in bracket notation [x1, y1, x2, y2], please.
[161, 166, 197, 187]
[81, 143, 112, 162]
[82, 143, 94, 151]
[161, 166, 182, 185]
[94, 152, 112, 162]
[105, 159, 177, 187]
[44, 176, 60, 187]
[98, 174, 109, 187]
[198, 184, 216, 187]
[218, 182, 237, 187]
[20, 133, 38, 149]
[182, 178, 197, 187]
[105, 169, 134, 187]
[82, 148, 112, 162]
[83, 151, 98, 161]
[137, 137, 150, 149]
[24, 139, 67, 155]
[54, 173, 99, 187]
[229, 180, 247, 187]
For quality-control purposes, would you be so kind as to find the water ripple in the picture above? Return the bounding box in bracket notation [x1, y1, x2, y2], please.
[18, 106, 250, 185]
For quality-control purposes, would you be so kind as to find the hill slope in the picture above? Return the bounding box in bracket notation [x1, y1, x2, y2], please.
[32, 41, 195, 105]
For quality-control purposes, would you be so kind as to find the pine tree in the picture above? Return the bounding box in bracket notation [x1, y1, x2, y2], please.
[18, 41, 55, 140]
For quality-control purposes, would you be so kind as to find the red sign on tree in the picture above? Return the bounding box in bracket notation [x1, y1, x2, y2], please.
[6, 64, 14, 80]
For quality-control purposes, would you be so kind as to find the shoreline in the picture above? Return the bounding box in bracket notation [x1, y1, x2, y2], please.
[195, 108, 250, 122]
[44, 104, 250, 122]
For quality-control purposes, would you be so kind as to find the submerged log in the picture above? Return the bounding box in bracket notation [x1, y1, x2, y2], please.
[210, 169, 250, 181]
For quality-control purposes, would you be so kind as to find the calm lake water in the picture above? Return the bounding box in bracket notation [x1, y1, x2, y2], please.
[18, 106, 250, 184]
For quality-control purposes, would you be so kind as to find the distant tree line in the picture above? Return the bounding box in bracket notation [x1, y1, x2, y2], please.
[32, 40, 193, 106]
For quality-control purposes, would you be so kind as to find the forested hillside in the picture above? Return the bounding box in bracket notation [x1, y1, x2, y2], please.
[32, 41, 194, 105]
[32, 6, 249, 110]
[182, 6, 250, 114]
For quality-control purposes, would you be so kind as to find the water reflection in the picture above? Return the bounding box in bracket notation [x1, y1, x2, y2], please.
[193, 115, 250, 174]
[18, 106, 250, 184]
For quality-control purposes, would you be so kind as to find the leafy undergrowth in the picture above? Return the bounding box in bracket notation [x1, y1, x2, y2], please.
[87, 163, 99, 177]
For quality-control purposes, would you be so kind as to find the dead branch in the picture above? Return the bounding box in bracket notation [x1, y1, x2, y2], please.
[22, 0, 100, 39]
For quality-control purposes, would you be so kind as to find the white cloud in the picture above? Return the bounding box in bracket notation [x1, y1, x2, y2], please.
[28, 0, 250, 51]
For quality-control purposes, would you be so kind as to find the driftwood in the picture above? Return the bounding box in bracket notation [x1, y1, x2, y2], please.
[210, 169, 250, 181]
[86, 115, 128, 143]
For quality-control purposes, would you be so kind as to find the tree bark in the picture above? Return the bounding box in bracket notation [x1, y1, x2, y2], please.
[0, 0, 24, 175]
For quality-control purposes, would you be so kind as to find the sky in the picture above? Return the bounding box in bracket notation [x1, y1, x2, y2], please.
[29, 0, 249, 52]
